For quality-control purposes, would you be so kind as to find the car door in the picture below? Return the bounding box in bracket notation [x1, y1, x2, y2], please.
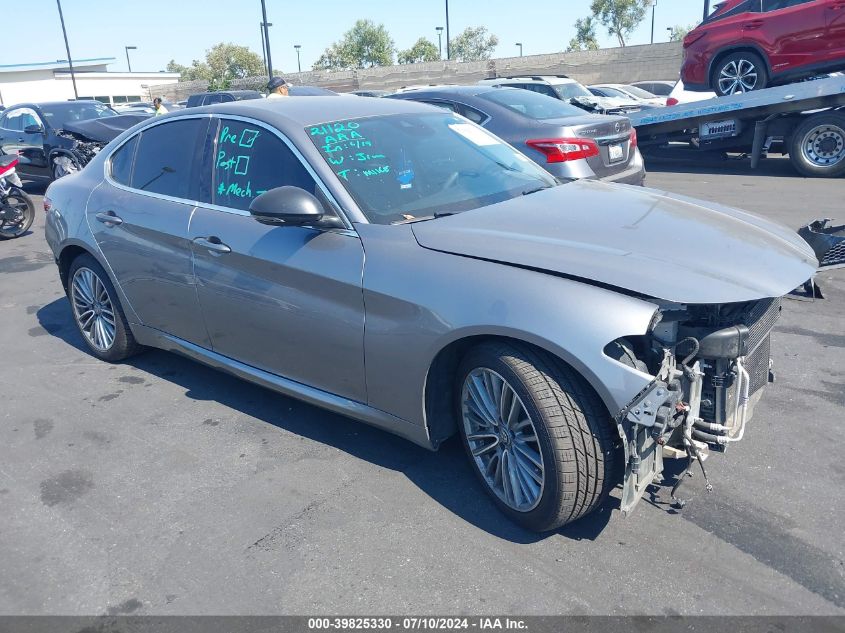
[0, 107, 49, 177]
[752, 0, 828, 73]
[85, 116, 212, 346]
[189, 116, 367, 401]
[825, 0, 845, 59]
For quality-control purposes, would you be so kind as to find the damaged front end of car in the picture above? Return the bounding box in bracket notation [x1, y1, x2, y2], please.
[607, 296, 783, 514]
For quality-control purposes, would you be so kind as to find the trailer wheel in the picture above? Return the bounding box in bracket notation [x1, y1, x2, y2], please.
[789, 113, 845, 178]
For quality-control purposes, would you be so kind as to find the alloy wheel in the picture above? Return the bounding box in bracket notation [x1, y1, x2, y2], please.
[460, 368, 545, 512]
[801, 124, 845, 168]
[718, 59, 758, 95]
[0, 195, 31, 238]
[71, 267, 117, 351]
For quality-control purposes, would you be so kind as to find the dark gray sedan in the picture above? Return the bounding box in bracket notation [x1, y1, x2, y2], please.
[390, 85, 645, 185]
[44, 97, 815, 531]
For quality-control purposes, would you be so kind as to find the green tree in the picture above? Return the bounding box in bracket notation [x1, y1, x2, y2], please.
[668, 24, 694, 42]
[449, 26, 499, 62]
[566, 17, 600, 52]
[166, 43, 264, 89]
[166, 58, 210, 82]
[204, 43, 266, 89]
[398, 37, 440, 64]
[590, 0, 650, 47]
[313, 20, 395, 70]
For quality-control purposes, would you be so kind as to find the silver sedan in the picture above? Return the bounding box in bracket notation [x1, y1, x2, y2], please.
[44, 97, 816, 531]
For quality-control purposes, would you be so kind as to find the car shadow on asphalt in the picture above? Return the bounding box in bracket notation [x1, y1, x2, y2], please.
[37, 296, 616, 543]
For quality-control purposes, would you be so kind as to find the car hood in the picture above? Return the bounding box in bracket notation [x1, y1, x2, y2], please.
[411, 180, 817, 304]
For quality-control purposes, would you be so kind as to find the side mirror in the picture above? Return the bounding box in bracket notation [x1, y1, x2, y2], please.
[24, 124, 44, 135]
[248, 186, 326, 226]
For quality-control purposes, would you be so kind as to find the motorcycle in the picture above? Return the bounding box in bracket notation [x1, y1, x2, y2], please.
[0, 155, 35, 240]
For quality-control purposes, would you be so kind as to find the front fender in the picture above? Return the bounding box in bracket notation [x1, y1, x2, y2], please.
[358, 224, 658, 431]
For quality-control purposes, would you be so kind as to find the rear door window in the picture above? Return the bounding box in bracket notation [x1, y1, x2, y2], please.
[211, 118, 317, 211]
[110, 135, 138, 185]
[131, 118, 206, 200]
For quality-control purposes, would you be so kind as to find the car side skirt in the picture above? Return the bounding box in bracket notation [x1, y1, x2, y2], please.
[130, 324, 434, 450]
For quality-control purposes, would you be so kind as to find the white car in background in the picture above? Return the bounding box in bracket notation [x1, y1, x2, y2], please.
[478, 75, 647, 113]
[666, 80, 717, 106]
[589, 84, 666, 106]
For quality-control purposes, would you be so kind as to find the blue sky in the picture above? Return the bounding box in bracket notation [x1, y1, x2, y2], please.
[15, 0, 705, 74]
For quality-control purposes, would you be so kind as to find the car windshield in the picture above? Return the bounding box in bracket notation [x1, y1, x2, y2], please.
[552, 83, 592, 99]
[480, 88, 586, 119]
[594, 86, 629, 99]
[308, 112, 557, 225]
[620, 85, 655, 99]
[41, 102, 116, 129]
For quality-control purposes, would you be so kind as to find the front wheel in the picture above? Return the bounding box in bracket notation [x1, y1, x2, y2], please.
[789, 113, 845, 178]
[712, 51, 768, 96]
[67, 254, 143, 361]
[456, 342, 619, 532]
[52, 155, 79, 180]
[0, 187, 35, 239]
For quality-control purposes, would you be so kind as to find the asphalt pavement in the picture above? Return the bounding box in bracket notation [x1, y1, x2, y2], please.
[1, 157, 843, 616]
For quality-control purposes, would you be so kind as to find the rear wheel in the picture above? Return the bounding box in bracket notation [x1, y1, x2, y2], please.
[712, 51, 768, 96]
[789, 113, 845, 178]
[67, 254, 143, 361]
[0, 188, 34, 239]
[456, 342, 619, 532]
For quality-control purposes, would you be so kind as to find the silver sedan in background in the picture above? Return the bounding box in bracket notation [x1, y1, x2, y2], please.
[44, 97, 816, 531]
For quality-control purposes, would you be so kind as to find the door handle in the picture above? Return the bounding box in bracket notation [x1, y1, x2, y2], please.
[193, 236, 231, 254]
[743, 20, 764, 29]
[95, 211, 123, 226]
[17, 138, 24, 142]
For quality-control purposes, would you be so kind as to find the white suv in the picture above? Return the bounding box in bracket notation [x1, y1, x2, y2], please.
[478, 75, 645, 114]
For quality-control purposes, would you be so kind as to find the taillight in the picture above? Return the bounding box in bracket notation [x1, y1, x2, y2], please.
[0, 158, 19, 177]
[666, 97, 679, 106]
[526, 138, 600, 163]
[43, 196, 52, 213]
[629, 128, 638, 148]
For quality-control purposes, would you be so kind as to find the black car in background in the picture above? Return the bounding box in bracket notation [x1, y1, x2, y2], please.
[0, 101, 121, 181]
[185, 90, 263, 107]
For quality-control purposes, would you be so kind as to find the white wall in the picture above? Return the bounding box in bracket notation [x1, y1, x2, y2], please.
[0, 70, 179, 106]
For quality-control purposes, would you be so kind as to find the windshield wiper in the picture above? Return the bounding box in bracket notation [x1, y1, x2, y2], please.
[391, 211, 456, 225]
[521, 185, 552, 196]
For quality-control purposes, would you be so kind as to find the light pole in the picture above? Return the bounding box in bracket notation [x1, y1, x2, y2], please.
[260, 22, 273, 77]
[125, 46, 137, 72]
[650, 0, 657, 44]
[445, 0, 451, 60]
[667, 27, 673, 41]
[703, 0, 711, 21]
[55, 0, 78, 99]
[294, 45, 302, 73]
[260, 0, 273, 80]
[436, 26, 444, 59]
[515, 42, 523, 57]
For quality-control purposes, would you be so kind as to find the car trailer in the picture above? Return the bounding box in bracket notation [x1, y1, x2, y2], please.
[627, 75, 845, 178]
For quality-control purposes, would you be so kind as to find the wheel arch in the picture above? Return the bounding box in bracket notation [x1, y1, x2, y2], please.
[423, 331, 624, 448]
[707, 44, 772, 86]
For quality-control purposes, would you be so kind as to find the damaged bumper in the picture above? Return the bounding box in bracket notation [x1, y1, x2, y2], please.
[798, 219, 845, 270]
[612, 297, 782, 514]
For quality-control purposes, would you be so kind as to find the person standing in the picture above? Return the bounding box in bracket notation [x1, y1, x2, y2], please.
[267, 77, 290, 99]
[152, 97, 168, 115]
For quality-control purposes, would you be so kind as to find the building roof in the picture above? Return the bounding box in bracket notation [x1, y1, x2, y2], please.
[0, 58, 115, 73]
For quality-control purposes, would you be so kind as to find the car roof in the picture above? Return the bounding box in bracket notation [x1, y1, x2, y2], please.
[480, 75, 575, 85]
[170, 95, 438, 128]
[6, 100, 103, 109]
[393, 85, 499, 98]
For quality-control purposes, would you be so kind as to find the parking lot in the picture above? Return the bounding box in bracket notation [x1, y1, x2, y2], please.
[1, 156, 843, 616]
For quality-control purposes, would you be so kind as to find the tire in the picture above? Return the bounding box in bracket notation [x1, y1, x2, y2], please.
[711, 51, 768, 96]
[788, 113, 845, 178]
[52, 155, 79, 181]
[67, 254, 143, 362]
[456, 342, 619, 532]
[0, 187, 35, 239]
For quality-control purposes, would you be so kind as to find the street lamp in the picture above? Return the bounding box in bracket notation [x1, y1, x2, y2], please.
[516, 42, 523, 57]
[667, 26, 673, 41]
[294, 45, 302, 73]
[125, 46, 137, 72]
[445, 0, 451, 60]
[650, 0, 657, 44]
[55, 0, 78, 99]
[436, 26, 444, 59]
[260, 22, 273, 77]
[260, 0, 273, 80]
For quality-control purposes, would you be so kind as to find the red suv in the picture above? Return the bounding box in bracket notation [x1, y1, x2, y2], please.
[682, 0, 845, 96]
